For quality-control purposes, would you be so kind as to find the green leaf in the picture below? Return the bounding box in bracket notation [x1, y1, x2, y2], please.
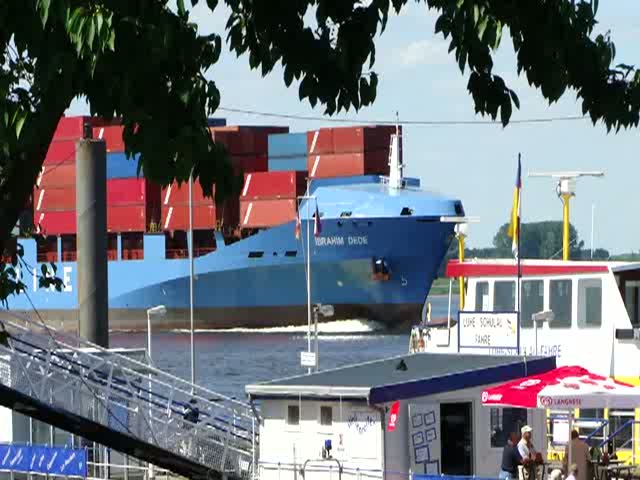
[592, 0, 599, 15]
[177, 0, 187, 17]
[87, 16, 96, 50]
[96, 12, 104, 37]
[206, 0, 218, 10]
[39, 0, 51, 27]
[500, 96, 512, 127]
[108, 29, 115, 50]
[14, 114, 26, 139]
[509, 89, 520, 110]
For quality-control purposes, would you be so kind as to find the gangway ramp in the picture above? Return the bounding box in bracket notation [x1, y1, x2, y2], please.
[0, 312, 256, 480]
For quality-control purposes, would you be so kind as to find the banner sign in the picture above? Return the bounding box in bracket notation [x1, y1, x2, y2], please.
[458, 311, 519, 354]
[0, 444, 87, 478]
[387, 401, 400, 431]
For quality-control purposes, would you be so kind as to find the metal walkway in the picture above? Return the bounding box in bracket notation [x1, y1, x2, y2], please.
[0, 312, 256, 480]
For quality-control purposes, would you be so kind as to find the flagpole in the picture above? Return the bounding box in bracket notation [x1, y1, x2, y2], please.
[517, 153, 523, 356]
[306, 179, 312, 375]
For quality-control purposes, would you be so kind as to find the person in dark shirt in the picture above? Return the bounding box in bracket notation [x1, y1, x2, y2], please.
[499, 432, 523, 480]
[182, 399, 200, 457]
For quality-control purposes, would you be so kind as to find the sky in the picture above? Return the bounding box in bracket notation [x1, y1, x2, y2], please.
[69, 1, 640, 254]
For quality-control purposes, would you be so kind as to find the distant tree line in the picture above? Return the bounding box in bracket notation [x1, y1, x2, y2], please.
[435, 220, 637, 277]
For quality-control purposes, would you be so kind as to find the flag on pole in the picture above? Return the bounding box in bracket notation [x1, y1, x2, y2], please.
[314, 203, 322, 237]
[294, 211, 301, 239]
[507, 157, 522, 258]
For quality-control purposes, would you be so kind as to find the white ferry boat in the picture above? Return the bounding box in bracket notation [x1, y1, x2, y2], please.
[418, 258, 640, 461]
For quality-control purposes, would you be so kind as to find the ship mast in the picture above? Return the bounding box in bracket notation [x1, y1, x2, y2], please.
[388, 112, 404, 189]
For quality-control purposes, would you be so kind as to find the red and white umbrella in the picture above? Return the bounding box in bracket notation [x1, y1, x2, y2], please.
[481, 365, 640, 410]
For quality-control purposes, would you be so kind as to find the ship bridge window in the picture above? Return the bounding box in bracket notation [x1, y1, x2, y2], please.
[549, 279, 572, 328]
[285, 251, 297, 257]
[454, 202, 464, 215]
[400, 207, 413, 216]
[578, 278, 602, 328]
[521, 280, 544, 329]
[475, 281, 489, 311]
[623, 281, 640, 327]
[494, 281, 515, 311]
[340, 211, 352, 218]
[248, 251, 264, 258]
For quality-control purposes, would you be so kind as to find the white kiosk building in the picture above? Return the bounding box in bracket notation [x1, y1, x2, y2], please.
[247, 353, 556, 480]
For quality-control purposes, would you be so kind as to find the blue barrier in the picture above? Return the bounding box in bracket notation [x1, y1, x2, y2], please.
[0, 444, 87, 477]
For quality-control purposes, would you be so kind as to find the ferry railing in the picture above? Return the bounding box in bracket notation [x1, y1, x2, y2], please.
[598, 419, 639, 463]
[0, 311, 256, 480]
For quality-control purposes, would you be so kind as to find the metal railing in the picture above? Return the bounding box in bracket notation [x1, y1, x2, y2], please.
[0, 312, 256, 480]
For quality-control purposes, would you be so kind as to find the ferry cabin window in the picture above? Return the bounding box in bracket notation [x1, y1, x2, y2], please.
[494, 281, 516, 311]
[521, 280, 544, 329]
[577, 409, 605, 441]
[490, 408, 527, 448]
[287, 405, 300, 426]
[578, 279, 602, 328]
[549, 279, 572, 328]
[624, 281, 640, 327]
[475, 282, 489, 310]
[608, 410, 634, 451]
[320, 406, 333, 426]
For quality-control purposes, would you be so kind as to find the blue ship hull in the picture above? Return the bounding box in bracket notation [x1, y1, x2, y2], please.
[4, 176, 463, 331]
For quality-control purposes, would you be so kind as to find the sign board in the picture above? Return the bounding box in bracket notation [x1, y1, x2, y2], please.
[409, 403, 441, 475]
[300, 351, 317, 367]
[387, 401, 400, 431]
[458, 311, 519, 353]
[344, 409, 380, 459]
[0, 444, 87, 477]
[552, 418, 570, 445]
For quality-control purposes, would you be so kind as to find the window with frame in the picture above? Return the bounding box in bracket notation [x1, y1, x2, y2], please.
[577, 409, 605, 441]
[578, 279, 602, 328]
[475, 282, 489, 311]
[549, 279, 572, 328]
[494, 281, 516, 311]
[608, 410, 634, 451]
[320, 406, 333, 426]
[287, 405, 300, 426]
[521, 280, 544, 329]
[490, 407, 528, 448]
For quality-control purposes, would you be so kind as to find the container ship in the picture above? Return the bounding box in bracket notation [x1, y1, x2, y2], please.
[4, 116, 464, 331]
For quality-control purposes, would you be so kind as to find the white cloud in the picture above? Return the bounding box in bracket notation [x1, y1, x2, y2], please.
[396, 39, 449, 68]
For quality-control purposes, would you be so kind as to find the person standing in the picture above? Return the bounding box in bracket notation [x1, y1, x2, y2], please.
[563, 430, 590, 480]
[499, 432, 523, 480]
[517, 425, 536, 459]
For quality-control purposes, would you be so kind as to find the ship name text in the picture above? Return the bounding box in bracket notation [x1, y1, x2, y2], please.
[315, 235, 368, 247]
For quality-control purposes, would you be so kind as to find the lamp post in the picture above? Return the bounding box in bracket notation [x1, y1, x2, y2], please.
[532, 310, 554, 355]
[145, 305, 166, 480]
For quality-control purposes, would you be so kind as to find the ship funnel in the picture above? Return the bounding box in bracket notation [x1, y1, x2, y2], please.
[388, 118, 404, 189]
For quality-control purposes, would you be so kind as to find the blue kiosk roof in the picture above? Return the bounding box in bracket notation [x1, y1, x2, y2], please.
[246, 353, 556, 404]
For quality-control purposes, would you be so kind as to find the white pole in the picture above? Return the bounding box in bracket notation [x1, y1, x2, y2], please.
[590, 203, 595, 259]
[306, 181, 312, 375]
[146, 311, 154, 480]
[314, 307, 319, 372]
[189, 171, 195, 388]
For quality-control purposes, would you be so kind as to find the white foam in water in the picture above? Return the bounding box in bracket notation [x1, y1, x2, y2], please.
[169, 319, 385, 334]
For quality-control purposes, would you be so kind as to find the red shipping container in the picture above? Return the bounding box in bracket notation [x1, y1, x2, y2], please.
[93, 125, 125, 152]
[232, 155, 268, 174]
[162, 181, 211, 206]
[162, 205, 215, 231]
[332, 125, 399, 154]
[107, 178, 148, 205]
[307, 129, 334, 155]
[44, 140, 76, 165]
[308, 151, 389, 178]
[107, 205, 147, 232]
[212, 126, 288, 155]
[54, 116, 89, 140]
[34, 210, 76, 235]
[240, 199, 297, 228]
[37, 163, 76, 188]
[33, 186, 76, 211]
[241, 171, 307, 200]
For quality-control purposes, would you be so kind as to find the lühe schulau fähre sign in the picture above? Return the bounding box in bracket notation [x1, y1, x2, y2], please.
[458, 312, 518, 352]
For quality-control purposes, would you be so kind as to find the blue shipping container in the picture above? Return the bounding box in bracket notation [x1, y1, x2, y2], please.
[268, 133, 307, 158]
[268, 156, 308, 172]
[107, 152, 141, 179]
[207, 117, 226, 127]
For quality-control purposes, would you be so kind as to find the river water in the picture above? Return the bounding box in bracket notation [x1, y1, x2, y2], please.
[110, 295, 458, 400]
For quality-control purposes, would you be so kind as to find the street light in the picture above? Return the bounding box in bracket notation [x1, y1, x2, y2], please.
[532, 310, 554, 355]
[145, 304, 166, 480]
[313, 304, 334, 372]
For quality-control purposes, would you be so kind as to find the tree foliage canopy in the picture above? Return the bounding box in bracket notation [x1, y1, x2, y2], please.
[1, 0, 639, 304]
